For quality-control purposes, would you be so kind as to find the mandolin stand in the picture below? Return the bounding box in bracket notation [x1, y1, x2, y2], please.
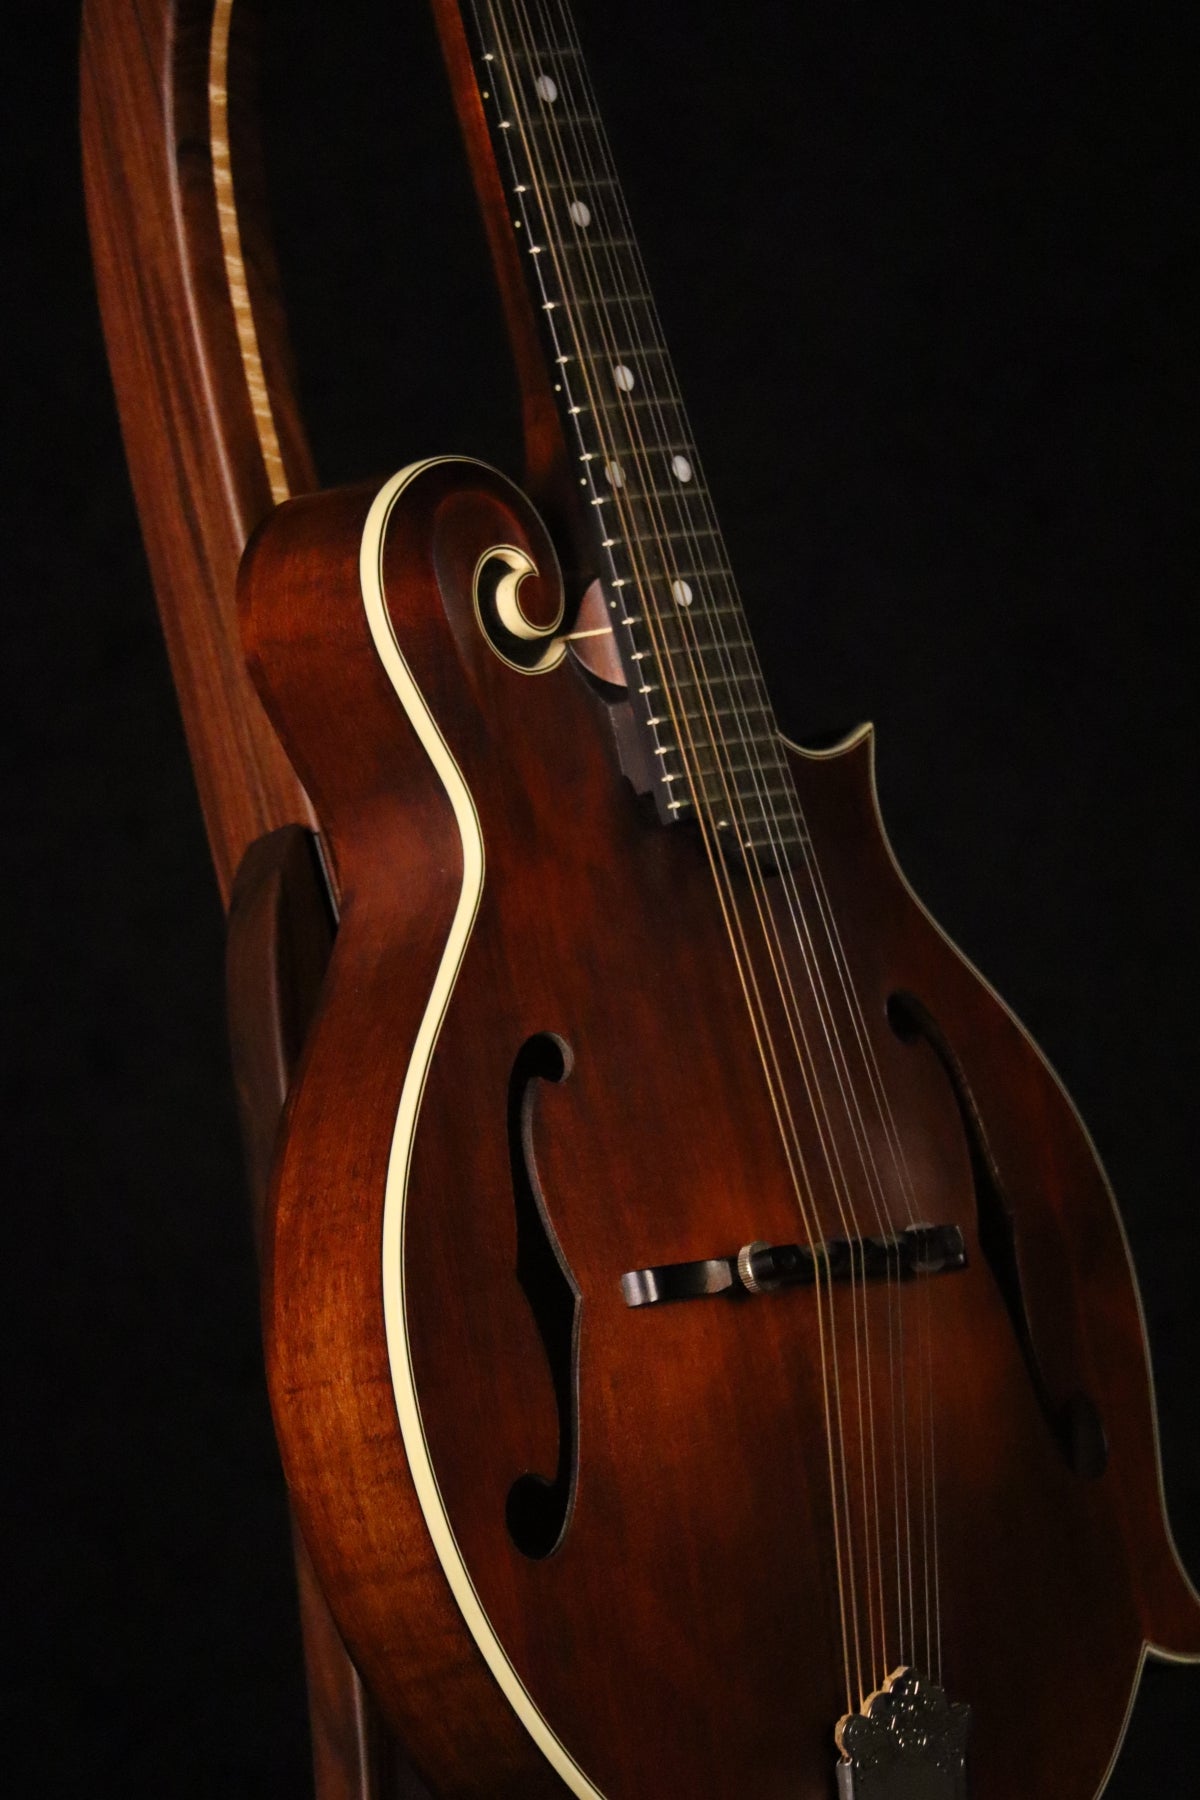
[82, 1, 430, 1792]
[227, 825, 429, 1800]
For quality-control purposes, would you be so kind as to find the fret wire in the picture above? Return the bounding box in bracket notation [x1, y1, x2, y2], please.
[538, 174, 618, 191]
[655, 735, 788, 763]
[559, 234, 637, 252]
[618, 573, 738, 590]
[571, 290, 655, 307]
[593, 397, 691, 415]
[527, 110, 604, 128]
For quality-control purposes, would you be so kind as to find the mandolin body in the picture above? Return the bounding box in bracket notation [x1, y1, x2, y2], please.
[241, 458, 1200, 1800]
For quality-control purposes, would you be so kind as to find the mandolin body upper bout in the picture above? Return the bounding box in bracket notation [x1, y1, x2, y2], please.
[240, 458, 1200, 1800]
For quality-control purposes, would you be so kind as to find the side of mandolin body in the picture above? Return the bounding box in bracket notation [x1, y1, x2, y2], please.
[240, 461, 1200, 1800]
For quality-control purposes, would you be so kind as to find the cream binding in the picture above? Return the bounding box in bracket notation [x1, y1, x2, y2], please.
[361, 461, 606, 1800]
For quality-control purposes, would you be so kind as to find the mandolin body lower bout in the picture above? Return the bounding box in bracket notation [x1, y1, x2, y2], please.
[240, 459, 1200, 1800]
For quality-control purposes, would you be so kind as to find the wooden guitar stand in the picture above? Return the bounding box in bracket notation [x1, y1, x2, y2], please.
[227, 825, 428, 1800]
[81, 2, 429, 1791]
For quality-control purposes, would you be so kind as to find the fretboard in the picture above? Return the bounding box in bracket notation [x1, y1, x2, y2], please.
[466, 0, 804, 864]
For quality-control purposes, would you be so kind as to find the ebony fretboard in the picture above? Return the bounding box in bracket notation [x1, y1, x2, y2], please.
[467, 0, 804, 864]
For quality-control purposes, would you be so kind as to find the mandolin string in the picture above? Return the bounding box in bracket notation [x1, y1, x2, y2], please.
[480, 0, 875, 1699]
[789, 845, 941, 1679]
[518, 3, 921, 1699]
[485, 0, 928, 1699]
[568, 16, 943, 1688]
[550, 2, 938, 1698]
[516, 0, 913, 1696]
[533, 11, 943, 1680]
[496, 0, 892, 1684]
[512, 0, 894, 1698]
[496, 0, 910, 1692]
[521, 0, 915, 1688]
[477, 0, 865, 1704]
[757, 762, 936, 1667]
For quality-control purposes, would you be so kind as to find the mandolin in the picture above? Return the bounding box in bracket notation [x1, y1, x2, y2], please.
[97, 0, 1198, 1795]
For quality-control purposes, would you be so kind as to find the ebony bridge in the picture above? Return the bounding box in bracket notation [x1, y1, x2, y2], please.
[621, 1224, 967, 1309]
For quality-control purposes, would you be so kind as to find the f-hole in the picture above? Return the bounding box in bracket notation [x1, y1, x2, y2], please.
[506, 1032, 580, 1559]
[887, 991, 1107, 1480]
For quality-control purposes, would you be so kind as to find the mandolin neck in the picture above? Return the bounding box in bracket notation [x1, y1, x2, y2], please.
[446, 0, 800, 857]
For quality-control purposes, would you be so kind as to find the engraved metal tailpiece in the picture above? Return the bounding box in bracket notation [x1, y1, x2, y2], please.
[836, 1668, 971, 1800]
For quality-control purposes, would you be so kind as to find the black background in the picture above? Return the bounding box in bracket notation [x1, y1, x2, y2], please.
[4, 1, 1198, 1794]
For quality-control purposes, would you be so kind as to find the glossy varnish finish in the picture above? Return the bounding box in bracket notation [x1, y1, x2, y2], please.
[242, 457, 1200, 1800]
[81, 0, 315, 903]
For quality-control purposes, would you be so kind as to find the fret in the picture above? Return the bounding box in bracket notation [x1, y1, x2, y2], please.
[526, 109, 604, 129]
[555, 227, 641, 253]
[625, 440, 701, 459]
[703, 794, 806, 834]
[575, 421, 692, 468]
[646, 594, 750, 621]
[629, 523, 723, 542]
[719, 779, 799, 808]
[672, 608, 744, 630]
[619, 574, 738, 596]
[662, 754, 792, 786]
[615, 433, 696, 470]
[658, 654, 764, 686]
[504, 43, 584, 63]
[712, 807, 805, 832]
[669, 768, 799, 803]
[593, 397, 690, 421]
[658, 676, 765, 709]
[736, 809, 805, 828]
[677, 735, 782, 771]
[640, 660, 766, 697]
[647, 586, 747, 609]
[669, 667, 765, 693]
[649, 725, 782, 760]
[689, 693, 770, 726]
[604, 343, 671, 361]
[590, 469, 713, 502]
[593, 399, 689, 422]
[623, 483, 713, 504]
[571, 289, 655, 308]
[730, 821, 809, 850]
[736, 833, 810, 856]
[558, 233, 637, 254]
[652, 627, 757, 655]
[651, 611, 760, 643]
[666, 695, 775, 729]
[680, 700, 775, 724]
[536, 174, 618, 193]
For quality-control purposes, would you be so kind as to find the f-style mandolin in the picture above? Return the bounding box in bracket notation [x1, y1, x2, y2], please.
[233, 3, 1200, 1797]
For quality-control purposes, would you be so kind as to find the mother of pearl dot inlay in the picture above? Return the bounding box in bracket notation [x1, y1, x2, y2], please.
[568, 200, 592, 228]
[535, 74, 558, 103]
[671, 580, 694, 607]
[613, 364, 636, 391]
[671, 455, 694, 483]
[605, 461, 625, 488]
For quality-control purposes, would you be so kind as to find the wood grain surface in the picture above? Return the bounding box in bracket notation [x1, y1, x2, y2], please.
[81, 0, 316, 904]
[242, 456, 1200, 1799]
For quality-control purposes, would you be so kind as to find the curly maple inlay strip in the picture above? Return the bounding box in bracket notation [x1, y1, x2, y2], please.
[208, 0, 290, 506]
